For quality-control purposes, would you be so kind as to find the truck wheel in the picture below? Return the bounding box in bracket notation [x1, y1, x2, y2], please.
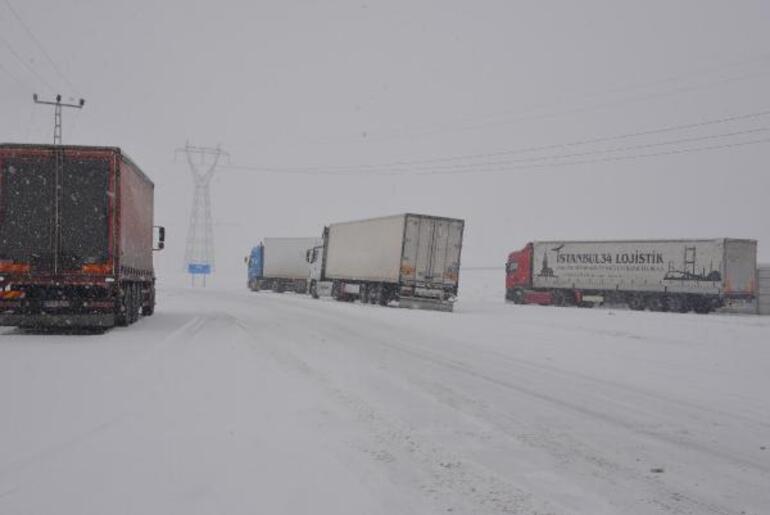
[507, 288, 525, 304]
[376, 285, 388, 306]
[310, 281, 319, 299]
[646, 295, 668, 312]
[116, 288, 129, 327]
[123, 284, 135, 325]
[359, 285, 368, 304]
[129, 284, 140, 324]
[628, 294, 645, 311]
[552, 290, 571, 307]
[332, 282, 345, 302]
[693, 299, 712, 314]
[141, 301, 155, 316]
[141, 286, 155, 316]
[667, 295, 688, 313]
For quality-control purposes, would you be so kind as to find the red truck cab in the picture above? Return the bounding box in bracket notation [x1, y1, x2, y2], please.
[505, 242, 559, 305]
[506, 243, 533, 292]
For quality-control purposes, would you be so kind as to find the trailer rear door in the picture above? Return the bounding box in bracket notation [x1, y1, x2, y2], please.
[59, 157, 111, 271]
[723, 239, 758, 297]
[402, 215, 463, 287]
[0, 155, 56, 272]
[0, 151, 111, 274]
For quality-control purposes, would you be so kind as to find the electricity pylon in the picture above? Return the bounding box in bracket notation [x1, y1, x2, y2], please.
[178, 143, 229, 287]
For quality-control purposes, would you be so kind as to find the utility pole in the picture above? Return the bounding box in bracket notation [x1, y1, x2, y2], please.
[177, 143, 229, 287]
[33, 94, 85, 274]
[33, 93, 85, 145]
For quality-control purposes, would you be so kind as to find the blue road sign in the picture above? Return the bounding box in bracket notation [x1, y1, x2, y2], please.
[188, 263, 212, 275]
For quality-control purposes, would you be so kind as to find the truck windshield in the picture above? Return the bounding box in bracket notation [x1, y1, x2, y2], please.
[0, 157, 55, 270]
[59, 158, 110, 270]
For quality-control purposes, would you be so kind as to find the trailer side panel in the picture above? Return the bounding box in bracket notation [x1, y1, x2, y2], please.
[531, 239, 728, 294]
[324, 215, 406, 283]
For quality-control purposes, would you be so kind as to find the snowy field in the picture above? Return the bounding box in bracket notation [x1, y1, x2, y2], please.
[1, 269, 768, 514]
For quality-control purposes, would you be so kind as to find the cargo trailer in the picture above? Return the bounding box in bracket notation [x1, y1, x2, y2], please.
[0, 144, 165, 328]
[505, 238, 757, 313]
[759, 264, 770, 315]
[247, 237, 320, 293]
[306, 213, 464, 311]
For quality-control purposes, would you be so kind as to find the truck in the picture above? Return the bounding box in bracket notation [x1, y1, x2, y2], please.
[306, 213, 464, 311]
[505, 238, 757, 314]
[0, 144, 165, 328]
[759, 264, 770, 315]
[247, 237, 320, 293]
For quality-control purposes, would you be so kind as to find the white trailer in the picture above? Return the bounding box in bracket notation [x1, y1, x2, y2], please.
[506, 238, 757, 313]
[247, 237, 321, 293]
[759, 264, 770, 315]
[307, 213, 464, 311]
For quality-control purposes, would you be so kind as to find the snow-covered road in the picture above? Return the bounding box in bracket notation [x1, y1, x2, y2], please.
[1, 272, 769, 514]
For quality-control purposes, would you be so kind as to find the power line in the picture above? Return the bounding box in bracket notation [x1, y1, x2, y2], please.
[0, 31, 55, 92]
[0, 58, 28, 90]
[223, 137, 770, 177]
[302, 51, 770, 146]
[222, 107, 770, 175]
[415, 137, 770, 176]
[376, 126, 770, 174]
[2, 0, 79, 95]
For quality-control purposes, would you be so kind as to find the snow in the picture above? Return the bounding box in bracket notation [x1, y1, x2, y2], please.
[1, 269, 769, 514]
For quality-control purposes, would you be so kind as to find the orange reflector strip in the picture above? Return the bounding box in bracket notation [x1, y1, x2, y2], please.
[81, 263, 112, 274]
[0, 291, 24, 299]
[0, 263, 31, 273]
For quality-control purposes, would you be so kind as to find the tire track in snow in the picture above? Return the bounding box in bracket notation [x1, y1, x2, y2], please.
[259, 294, 770, 474]
[231, 293, 757, 515]
[0, 314, 207, 487]
[226, 310, 558, 515]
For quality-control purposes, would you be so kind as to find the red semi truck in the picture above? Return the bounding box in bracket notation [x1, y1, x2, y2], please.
[0, 144, 165, 328]
[506, 239, 757, 314]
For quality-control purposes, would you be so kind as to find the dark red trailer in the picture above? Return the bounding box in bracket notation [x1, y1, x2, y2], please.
[0, 144, 165, 328]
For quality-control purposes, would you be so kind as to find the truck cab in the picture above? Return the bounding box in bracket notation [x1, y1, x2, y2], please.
[246, 245, 263, 290]
[506, 243, 534, 292]
[305, 242, 332, 299]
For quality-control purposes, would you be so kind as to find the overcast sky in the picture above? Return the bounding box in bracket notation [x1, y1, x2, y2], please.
[1, 0, 769, 287]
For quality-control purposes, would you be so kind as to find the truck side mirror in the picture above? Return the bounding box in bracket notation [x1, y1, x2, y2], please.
[153, 226, 166, 251]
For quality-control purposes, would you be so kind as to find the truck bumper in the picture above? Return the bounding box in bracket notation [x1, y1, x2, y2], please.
[0, 313, 116, 328]
[398, 297, 455, 312]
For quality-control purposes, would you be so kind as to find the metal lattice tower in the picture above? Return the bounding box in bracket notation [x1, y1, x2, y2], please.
[33, 94, 85, 145]
[179, 144, 228, 286]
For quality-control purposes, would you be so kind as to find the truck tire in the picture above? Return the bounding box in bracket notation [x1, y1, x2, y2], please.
[310, 281, 319, 299]
[115, 285, 129, 326]
[506, 288, 525, 304]
[141, 285, 155, 316]
[332, 282, 345, 302]
[646, 295, 668, 312]
[129, 284, 140, 324]
[666, 295, 688, 313]
[376, 285, 388, 306]
[552, 290, 571, 307]
[628, 294, 645, 311]
[693, 298, 712, 314]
